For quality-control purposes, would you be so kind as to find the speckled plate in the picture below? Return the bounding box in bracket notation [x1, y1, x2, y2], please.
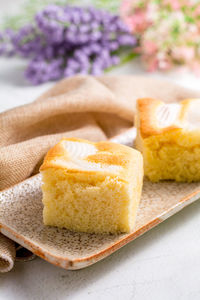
[0, 130, 200, 270]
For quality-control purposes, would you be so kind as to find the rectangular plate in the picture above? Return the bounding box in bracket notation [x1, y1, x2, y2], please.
[0, 174, 200, 270]
[0, 129, 200, 270]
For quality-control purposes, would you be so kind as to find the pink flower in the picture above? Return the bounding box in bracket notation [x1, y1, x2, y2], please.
[158, 59, 172, 70]
[121, 0, 200, 75]
[120, 1, 151, 34]
[163, 0, 181, 10]
[190, 61, 200, 76]
[120, 0, 133, 16]
[123, 10, 149, 34]
[173, 47, 195, 62]
[193, 5, 200, 16]
[142, 55, 158, 72]
[142, 40, 157, 55]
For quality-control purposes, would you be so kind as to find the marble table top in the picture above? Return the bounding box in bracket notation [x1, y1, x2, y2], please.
[0, 1, 200, 299]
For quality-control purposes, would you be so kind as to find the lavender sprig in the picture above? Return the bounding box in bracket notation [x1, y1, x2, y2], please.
[0, 4, 137, 84]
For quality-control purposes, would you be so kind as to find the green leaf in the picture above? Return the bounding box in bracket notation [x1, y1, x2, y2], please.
[1, 0, 78, 30]
[0, 0, 120, 30]
[184, 15, 195, 24]
[94, 0, 120, 12]
[105, 52, 139, 72]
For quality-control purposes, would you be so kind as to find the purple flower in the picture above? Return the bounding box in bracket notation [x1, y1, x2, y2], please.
[117, 34, 137, 46]
[108, 41, 119, 51]
[80, 10, 91, 23]
[10, 25, 44, 57]
[64, 68, 76, 77]
[111, 55, 120, 65]
[25, 57, 64, 85]
[0, 4, 137, 84]
[67, 58, 80, 71]
[91, 64, 103, 75]
[0, 29, 16, 56]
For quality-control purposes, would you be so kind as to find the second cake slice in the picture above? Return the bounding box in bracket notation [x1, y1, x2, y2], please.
[135, 98, 200, 182]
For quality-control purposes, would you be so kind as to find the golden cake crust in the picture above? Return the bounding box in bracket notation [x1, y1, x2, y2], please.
[136, 98, 198, 138]
[40, 137, 143, 183]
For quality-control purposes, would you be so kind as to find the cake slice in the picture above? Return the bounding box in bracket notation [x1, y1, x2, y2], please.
[40, 138, 143, 234]
[135, 98, 200, 182]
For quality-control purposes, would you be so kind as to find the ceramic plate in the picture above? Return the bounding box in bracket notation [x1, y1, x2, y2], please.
[0, 129, 200, 270]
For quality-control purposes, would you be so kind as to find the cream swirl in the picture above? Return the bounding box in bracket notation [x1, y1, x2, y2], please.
[64, 141, 97, 159]
[156, 103, 181, 128]
[63, 141, 121, 173]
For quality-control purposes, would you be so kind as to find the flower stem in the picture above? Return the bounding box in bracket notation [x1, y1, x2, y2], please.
[105, 52, 139, 72]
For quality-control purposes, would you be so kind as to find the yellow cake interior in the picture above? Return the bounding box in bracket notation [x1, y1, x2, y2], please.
[136, 98, 200, 182]
[40, 138, 143, 234]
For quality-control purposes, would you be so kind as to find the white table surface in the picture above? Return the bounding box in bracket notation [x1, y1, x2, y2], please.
[1, 1, 200, 300]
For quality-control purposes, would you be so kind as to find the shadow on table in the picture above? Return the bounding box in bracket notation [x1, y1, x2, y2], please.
[1, 199, 200, 299]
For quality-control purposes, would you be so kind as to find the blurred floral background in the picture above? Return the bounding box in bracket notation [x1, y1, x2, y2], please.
[0, 0, 200, 85]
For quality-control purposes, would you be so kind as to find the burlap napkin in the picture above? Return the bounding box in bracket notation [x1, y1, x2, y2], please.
[0, 75, 199, 272]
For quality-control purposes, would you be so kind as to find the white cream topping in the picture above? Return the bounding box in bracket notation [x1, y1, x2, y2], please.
[55, 159, 121, 172]
[156, 103, 181, 128]
[61, 141, 121, 173]
[185, 100, 200, 129]
[64, 141, 97, 158]
[156, 100, 200, 131]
